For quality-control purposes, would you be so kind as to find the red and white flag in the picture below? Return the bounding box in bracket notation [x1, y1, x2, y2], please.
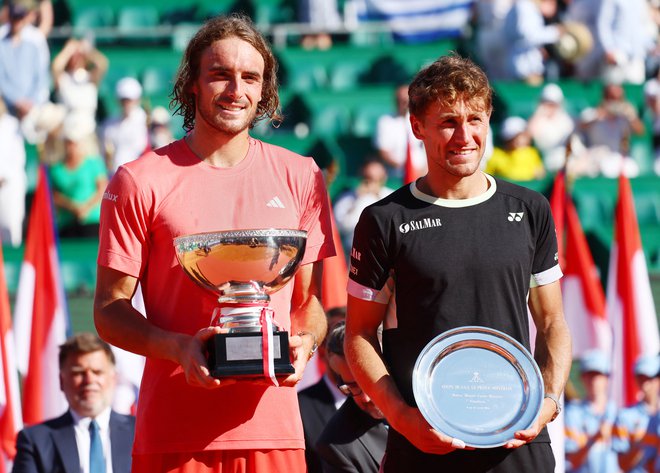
[13, 165, 69, 425]
[550, 172, 612, 357]
[606, 174, 659, 406]
[321, 210, 348, 313]
[403, 138, 422, 185]
[0, 245, 22, 471]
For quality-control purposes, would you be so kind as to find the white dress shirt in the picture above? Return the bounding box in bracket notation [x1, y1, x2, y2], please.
[70, 407, 113, 473]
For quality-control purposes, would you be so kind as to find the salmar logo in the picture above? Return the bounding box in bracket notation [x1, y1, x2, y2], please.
[399, 217, 442, 234]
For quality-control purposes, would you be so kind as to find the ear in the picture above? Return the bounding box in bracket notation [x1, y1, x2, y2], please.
[410, 114, 424, 140]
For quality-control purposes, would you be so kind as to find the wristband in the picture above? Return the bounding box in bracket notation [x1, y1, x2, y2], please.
[297, 331, 318, 358]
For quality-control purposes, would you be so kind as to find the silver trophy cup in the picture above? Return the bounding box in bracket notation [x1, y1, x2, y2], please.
[174, 228, 307, 379]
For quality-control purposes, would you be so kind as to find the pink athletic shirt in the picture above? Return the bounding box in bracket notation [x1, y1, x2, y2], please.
[98, 137, 335, 454]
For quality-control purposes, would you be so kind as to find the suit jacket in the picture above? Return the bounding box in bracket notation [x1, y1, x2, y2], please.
[298, 377, 341, 473]
[12, 410, 136, 473]
[315, 397, 388, 473]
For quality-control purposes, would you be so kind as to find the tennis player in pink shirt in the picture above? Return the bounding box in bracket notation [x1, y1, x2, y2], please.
[94, 14, 336, 472]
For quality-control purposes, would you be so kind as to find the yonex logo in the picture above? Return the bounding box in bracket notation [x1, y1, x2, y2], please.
[398, 217, 442, 234]
[507, 212, 524, 222]
[266, 196, 285, 208]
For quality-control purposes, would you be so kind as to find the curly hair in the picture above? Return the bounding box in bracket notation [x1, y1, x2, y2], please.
[409, 54, 493, 119]
[171, 13, 283, 132]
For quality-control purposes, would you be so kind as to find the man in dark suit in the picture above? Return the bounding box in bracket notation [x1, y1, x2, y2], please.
[316, 321, 387, 473]
[13, 332, 135, 473]
[298, 307, 347, 473]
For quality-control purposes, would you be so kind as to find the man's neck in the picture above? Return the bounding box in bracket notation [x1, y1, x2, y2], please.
[418, 171, 489, 200]
[185, 129, 251, 168]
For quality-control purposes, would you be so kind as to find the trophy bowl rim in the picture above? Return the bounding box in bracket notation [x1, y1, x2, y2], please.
[173, 228, 308, 251]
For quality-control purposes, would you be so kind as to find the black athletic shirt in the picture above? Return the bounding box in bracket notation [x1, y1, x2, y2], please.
[347, 175, 562, 463]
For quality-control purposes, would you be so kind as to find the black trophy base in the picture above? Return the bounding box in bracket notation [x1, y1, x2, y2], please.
[207, 330, 295, 378]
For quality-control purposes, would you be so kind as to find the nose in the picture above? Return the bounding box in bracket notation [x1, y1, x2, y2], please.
[225, 78, 243, 99]
[453, 122, 470, 144]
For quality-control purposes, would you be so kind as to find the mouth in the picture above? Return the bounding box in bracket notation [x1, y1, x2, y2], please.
[217, 102, 246, 113]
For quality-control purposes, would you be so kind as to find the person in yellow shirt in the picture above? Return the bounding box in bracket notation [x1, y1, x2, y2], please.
[486, 116, 546, 181]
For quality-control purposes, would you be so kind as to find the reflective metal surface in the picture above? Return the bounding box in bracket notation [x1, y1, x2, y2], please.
[413, 326, 544, 448]
[173, 228, 307, 303]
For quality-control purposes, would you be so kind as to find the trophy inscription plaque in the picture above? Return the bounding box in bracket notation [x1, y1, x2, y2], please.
[174, 229, 307, 383]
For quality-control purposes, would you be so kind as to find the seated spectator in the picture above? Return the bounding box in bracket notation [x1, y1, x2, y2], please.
[333, 160, 393, 257]
[0, 0, 49, 124]
[612, 354, 660, 472]
[575, 82, 645, 177]
[315, 321, 387, 473]
[0, 96, 26, 246]
[149, 105, 175, 149]
[100, 77, 148, 175]
[373, 84, 426, 180]
[485, 116, 546, 181]
[51, 37, 108, 155]
[564, 349, 619, 473]
[528, 83, 575, 172]
[12, 332, 136, 473]
[50, 113, 108, 238]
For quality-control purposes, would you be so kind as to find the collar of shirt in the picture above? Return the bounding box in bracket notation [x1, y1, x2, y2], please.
[322, 374, 347, 410]
[70, 407, 113, 473]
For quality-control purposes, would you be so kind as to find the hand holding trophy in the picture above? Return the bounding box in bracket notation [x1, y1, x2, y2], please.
[174, 228, 307, 385]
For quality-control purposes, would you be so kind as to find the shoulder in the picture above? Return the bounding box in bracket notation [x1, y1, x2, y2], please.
[19, 412, 72, 438]
[253, 138, 319, 170]
[493, 178, 549, 206]
[110, 410, 136, 428]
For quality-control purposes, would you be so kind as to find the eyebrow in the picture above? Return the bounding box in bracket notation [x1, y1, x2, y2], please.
[208, 65, 263, 79]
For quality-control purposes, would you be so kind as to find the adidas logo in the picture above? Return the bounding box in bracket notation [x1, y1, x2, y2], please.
[508, 212, 524, 222]
[266, 196, 285, 208]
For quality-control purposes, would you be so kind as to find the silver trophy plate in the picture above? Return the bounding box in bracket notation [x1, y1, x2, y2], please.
[412, 326, 544, 448]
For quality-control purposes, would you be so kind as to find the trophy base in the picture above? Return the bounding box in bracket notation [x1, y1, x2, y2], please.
[208, 331, 295, 378]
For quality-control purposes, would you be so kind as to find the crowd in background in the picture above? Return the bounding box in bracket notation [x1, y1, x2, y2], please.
[3, 0, 660, 246]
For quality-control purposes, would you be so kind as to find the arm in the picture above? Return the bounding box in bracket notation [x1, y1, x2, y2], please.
[282, 261, 327, 387]
[344, 295, 462, 454]
[93, 265, 225, 389]
[509, 280, 572, 447]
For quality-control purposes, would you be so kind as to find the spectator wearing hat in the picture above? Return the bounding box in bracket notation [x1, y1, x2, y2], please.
[612, 354, 660, 473]
[100, 76, 149, 175]
[50, 112, 108, 238]
[485, 116, 546, 181]
[528, 83, 576, 172]
[564, 349, 619, 473]
[0, 0, 50, 121]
